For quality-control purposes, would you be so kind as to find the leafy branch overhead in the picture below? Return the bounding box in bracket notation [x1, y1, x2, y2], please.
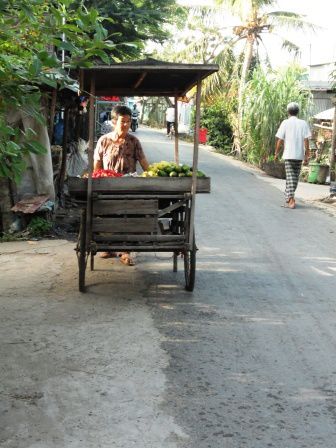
[1, 0, 185, 181]
[83, 0, 187, 57]
[0, 0, 118, 180]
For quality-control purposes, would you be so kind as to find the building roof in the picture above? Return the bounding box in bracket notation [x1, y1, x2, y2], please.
[79, 58, 219, 97]
[303, 80, 334, 91]
[309, 61, 336, 67]
[313, 107, 335, 120]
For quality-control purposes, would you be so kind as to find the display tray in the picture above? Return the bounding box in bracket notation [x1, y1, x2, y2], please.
[68, 176, 211, 197]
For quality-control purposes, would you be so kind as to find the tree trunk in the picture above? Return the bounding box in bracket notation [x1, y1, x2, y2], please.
[6, 105, 55, 202]
[57, 106, 70, 205]
[20, 111, 55, 202]
[234, 35, 255, 158]
[140, 98, 148, 123]
[48, 89, 57, 142]
[0, 178, 15, 233]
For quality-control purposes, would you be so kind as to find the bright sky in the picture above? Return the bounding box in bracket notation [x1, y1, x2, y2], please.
[176, 0, 336, 67]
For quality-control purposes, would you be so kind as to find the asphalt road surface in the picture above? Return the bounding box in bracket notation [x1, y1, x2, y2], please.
[1, 126, 336, 448]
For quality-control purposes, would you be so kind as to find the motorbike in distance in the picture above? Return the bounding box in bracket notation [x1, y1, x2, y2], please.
[167, 122, 175, 139]
[131, 116, 138, 132]
[131, 105, 139, 132]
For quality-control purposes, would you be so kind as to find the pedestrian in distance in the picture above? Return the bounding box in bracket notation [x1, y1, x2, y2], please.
[131, 103, 139, 120]
[100, 110, 113, 136]
[166, 104, 175, 137]
[131, 104, 139, 132]
[274, 102, 311, 209]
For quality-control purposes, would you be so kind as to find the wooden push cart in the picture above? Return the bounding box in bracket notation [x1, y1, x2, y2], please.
[69, 59, 218, 292]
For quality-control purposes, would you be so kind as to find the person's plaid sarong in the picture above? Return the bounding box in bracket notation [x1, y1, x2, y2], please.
[285, 160, 302, 201]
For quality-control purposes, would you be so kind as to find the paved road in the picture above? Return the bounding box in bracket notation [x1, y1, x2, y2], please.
[1, 126, 336, 448]
[141, 126, 336, 448]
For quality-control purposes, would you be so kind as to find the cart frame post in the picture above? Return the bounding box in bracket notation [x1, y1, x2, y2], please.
[174, 92, 179, 165]
[86, 76, 95, 249]
[189, 77, 202, 247]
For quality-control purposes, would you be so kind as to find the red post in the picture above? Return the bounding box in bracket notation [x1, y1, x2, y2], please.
[199, 128, 207, 144]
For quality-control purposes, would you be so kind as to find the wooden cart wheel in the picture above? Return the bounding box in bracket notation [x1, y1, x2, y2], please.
[78, 209, 87, 293]
[184, 233, 196, 291]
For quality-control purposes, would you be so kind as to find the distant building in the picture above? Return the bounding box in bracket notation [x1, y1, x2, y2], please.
[304, 62, 335, 116]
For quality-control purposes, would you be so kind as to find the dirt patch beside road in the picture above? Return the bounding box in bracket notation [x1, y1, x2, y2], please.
[0, 240, 187, 448]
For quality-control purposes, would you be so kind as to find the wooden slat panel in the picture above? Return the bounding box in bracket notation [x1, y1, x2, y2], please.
[93, 199, 158, 216]
[68, 176, 210, 196]
[92, 217, 156, 233]
[93, 177, 210, 193]
[95, 194, 187, 199]
[158, 200, 186, 217]
[94, 234, 185, 242]
[96, 245, 185, 252]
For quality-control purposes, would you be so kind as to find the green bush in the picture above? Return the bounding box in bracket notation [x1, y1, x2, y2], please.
[200, 100, 233, 153]
[242, 65, 312, 165]
[0, 232, 21, 242]
[27, 217, 53, 237]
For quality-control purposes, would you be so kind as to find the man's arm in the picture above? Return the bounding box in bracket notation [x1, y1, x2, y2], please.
[274, 138, 283, 160]
[303, 138, 310, 164]
[94, 160, 103, 171]
[93, 136, 104, 171]
[139, 156, 149, 172]
[134, 138, 149, 172]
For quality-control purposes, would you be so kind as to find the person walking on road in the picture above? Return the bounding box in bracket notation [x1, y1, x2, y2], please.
[274, 102, 311, 209]
[131, 104, 139, 131]
[100, 110, 113, 136]
[166, 105, 175, 136]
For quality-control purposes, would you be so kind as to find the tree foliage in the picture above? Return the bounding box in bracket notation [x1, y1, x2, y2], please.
[155, 6, 239, 105]
[83, 0, 187, 59]
[160, 1, 315, 161]
[0, 0, 187, 181]
[213, 0, 316, 156]
[241, 65, 312, 165]
[161, 6, 229, 64]
[0, 0, 123, 181]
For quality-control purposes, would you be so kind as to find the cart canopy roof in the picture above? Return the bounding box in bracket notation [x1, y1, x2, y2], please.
[80, 58, 219, 97]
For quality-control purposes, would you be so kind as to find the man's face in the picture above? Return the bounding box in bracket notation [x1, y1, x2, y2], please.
[114, 114, 131, 135]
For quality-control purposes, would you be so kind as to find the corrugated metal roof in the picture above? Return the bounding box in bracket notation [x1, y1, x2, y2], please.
[314, 107, 335, 120]
[303, 80, 334, 91]
[11, 195, 49, 214]
[79, 58, 219, 97]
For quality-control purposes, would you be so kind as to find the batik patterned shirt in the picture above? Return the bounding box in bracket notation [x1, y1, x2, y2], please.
[94, 133, 145, 174]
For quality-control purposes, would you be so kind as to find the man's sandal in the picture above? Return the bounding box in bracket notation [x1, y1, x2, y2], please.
[99, 251, 117, 258]
[119, 253, 135, 266]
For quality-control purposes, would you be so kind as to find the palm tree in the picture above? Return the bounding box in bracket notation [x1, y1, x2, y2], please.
[156, 6, 239, 104]
[214, 0, 316, 155]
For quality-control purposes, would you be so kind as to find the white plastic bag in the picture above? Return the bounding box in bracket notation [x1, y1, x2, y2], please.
[66, 139, 88, 177]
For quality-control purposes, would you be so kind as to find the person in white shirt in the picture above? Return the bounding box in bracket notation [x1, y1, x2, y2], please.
[274, 102, 311, 209]
[100, 111, 113, 136]
[166, 105, 175, 136]
[131, 104, 139, 120]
